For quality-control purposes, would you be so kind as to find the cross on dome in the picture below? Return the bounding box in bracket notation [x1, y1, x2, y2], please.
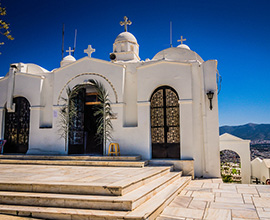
[66, 47, 74, 55]
[177, 36, 186, 45]
[120, 16, 132, 32]
[84, 45, 95, 57]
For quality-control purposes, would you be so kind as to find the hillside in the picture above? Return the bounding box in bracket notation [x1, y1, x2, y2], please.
[219, 123, 270, 141]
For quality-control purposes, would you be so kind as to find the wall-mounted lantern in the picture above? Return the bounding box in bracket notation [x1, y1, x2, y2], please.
[206, 91, 214, 110]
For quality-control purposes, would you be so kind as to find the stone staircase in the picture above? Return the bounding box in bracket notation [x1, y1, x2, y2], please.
[0, 155, 191, 219]
[0, 155, 147, 167]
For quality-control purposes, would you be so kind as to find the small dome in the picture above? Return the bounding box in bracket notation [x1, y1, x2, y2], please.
[177, 44, 190, 50]
[26, 64, 49, 74]
[152, 47, 203, 63]
[63, 55, 76, 62]
[61, 55, 76, 67]
[115, 32, 137, 44]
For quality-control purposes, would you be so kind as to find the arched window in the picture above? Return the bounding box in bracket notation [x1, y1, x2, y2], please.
[121, 44, 125, 52]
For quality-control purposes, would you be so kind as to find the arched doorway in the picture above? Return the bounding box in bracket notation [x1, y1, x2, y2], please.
[150, 86, 180, 159]
[4, 97, 30, 154]
[220, 149, 241, 183]
[68, 85, 103, 155]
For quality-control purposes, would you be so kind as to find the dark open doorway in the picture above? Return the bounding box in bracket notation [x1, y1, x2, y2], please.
[68, 87, 103, 155]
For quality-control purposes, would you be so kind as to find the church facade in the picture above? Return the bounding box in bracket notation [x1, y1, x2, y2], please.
[0, 18, 220, 178]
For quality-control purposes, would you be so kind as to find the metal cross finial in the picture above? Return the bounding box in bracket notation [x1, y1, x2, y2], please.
[66, 47, 74, 55]
[177, 36, 186, 44]
[120, 16, 132, 32]
[84, 45, 96, 57]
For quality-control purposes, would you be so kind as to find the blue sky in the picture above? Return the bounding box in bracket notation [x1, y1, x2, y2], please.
[1, 0, 270, 126]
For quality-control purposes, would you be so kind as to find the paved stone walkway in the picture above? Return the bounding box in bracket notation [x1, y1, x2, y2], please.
[157, 178, 270, 220]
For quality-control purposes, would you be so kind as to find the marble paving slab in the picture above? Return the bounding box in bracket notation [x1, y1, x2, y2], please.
[158, 178, 270, 220]
[0, 164, 169, 188]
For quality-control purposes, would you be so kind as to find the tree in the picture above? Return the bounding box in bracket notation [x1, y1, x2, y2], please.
[222, 174, 233, 183]
[88, 79, 113, 155]
[58, 86, 81, 151]
[0, 3, 14, 53]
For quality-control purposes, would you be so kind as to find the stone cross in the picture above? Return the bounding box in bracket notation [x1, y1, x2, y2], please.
[66, 47, 74, 55]
[120, 16, 132, 32]
[177, 36, 186, 44]
[84, 45, 96, 57]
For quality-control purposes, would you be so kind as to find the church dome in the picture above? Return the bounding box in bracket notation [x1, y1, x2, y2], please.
[26, 64, 49, 74]
[177, 44, 190, 50]
[115, 32, 137, 44]
[62, 55, 76, 62]
[152, 47, 203, 63]
[60, 55, 76, 67]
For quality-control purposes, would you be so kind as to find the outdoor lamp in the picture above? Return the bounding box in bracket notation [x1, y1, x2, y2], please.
[206, 91, 214, 110]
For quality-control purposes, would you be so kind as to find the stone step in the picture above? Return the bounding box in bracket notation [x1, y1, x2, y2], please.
[125, 177, 191, 220]
[0, 166, 172, 196]
[0, 155, 141, 161]
[0, 177, 191, 220]
[0, 159, 148, 168]
[0, 214, 42, 220]
[0, 171, 181, 211]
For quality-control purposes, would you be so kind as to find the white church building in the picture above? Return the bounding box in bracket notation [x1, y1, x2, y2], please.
[0, 17, 220, 178]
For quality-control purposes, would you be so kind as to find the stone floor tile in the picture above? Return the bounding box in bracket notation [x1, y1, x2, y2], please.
[257, 208, 270, 218]
[215, 192, 221, 197]
[263, 207, 270, 212]
[169, 196, 192, 208]
[209, 202, 255, 211]
[243, 195, 253, 204]
[161, 206, 204, 219]
[233, 218, 259, 220]
[188, 181, 203, 188]
[219, 184, 237, 190]
[215, 196, 244, 204]
[213, 188, 238, 193]
[211, 179, 223, 183]
[252, 197, 270, 208]
[259, 193, 270, 197]
[256, 185, 270, 193]
[237, 184, 256, 188]
[220, 193, 243, 198]
[202, 183, 219, 189]
[195, 179, 213, 183]
[203, 208, 231, 220]
[156, 216, 185, 220]
[188, 200, 207, 210]
[237, 188, 258, 194]
[192, 191, 215, 201]
[185, 191, 193, 197]
[232, 209, 259, 219]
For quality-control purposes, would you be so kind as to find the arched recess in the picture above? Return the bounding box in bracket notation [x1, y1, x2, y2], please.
[57, 73, 118, 105]
[150, 86, 180, 159]
[219, 133, 251, 184]
[4, 97, 30, 154]
[220, 149, 241, 183]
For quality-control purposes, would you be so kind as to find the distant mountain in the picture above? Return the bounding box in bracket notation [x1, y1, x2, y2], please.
[219, 123, 270, 141]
